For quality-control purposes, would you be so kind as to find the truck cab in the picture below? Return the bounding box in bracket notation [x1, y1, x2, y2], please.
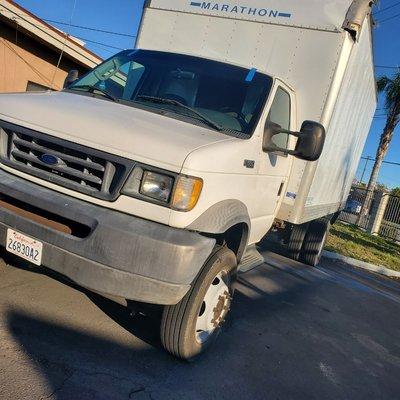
[0, 0, 376, 359]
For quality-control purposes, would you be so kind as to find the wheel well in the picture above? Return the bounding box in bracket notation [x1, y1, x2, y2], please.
[210, 223, 249, 262]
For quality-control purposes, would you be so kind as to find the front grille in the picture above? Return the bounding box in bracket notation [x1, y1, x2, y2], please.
[0, 121, 134, 200]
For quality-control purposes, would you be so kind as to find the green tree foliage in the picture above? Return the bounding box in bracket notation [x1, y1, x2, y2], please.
[391, 187, 400, 197]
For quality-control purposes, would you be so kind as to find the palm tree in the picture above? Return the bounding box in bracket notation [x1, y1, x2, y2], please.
[358, 72, 400, 221]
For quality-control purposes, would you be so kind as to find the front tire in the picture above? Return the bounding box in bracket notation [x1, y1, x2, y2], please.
[161, 246, 237, 360]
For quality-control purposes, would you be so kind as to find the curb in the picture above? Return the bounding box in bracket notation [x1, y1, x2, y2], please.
[322, 251, 400, 278]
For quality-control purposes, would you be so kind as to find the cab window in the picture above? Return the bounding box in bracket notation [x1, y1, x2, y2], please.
[266, 87, 291, 149]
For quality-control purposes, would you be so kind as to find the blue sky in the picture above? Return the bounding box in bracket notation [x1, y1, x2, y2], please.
[364, 2, 400, 189]
[16, 0, 400, 188]
[17, 0, 145, 55]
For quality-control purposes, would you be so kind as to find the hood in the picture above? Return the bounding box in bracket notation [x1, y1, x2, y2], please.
[0, 91, 232, 171]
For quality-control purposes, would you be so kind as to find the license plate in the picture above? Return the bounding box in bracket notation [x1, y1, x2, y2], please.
[6, 229, 43, 266]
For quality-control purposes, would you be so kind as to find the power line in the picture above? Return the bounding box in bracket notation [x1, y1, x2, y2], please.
[377, 11, 400, 23]
[361, 156, 400, 167]
[373, 0, 400, 15]
[79, 42, 116, 55]
[0, 9, 137, 39]
[6, 10, 123, 57]
[1, 37, 58, 88]
[73, 35, 124, 51]
[375, 65, 400, 69]
[44, 19, 137, 38]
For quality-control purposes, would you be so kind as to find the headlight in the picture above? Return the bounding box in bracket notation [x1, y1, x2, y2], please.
[140, 171, 173, 202]
[122, 165, 202, 211]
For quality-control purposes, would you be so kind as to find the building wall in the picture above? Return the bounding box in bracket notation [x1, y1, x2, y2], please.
[0, 20, 89, 93]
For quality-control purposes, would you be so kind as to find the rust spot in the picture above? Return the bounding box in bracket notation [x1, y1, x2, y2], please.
[0, 198, 72, 235]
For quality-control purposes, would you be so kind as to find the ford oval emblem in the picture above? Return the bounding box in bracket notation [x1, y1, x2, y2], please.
[40, 154, 59, 166]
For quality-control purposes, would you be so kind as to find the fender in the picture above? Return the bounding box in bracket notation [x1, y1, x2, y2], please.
[187, 200, 251, 234]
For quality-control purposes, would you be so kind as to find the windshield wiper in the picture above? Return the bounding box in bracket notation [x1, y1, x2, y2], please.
[68, 85, 118, 102]
[136, 95, 223, 132]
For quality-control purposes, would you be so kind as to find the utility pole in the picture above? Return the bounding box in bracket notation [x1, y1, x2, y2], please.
[360, 156, 371, 184]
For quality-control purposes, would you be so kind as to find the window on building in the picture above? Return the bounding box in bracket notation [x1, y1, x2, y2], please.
[26, 81, 51, 92]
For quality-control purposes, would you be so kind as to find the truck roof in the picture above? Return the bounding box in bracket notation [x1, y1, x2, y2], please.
[147, 0, 357, 32]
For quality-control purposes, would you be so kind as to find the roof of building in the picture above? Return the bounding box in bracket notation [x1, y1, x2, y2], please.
[0, 0, 102, 68]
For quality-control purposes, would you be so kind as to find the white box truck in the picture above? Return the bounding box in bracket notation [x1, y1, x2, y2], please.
[0, 0, 376, 359]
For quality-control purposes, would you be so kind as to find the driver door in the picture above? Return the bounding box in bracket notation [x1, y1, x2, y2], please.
[255, 80, 296, 235]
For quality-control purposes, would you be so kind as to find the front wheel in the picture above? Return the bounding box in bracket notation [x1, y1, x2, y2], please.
[161, 246, 237, 360]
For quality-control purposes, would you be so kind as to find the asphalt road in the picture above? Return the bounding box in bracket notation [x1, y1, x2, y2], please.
[1, 248, 400, 400]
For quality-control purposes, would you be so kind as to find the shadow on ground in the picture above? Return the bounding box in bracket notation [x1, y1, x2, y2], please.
[4, 251, 317, 399]
[3, 248, 400, 399]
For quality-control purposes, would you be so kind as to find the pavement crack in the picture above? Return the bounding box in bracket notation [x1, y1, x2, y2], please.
[78, 369, 136, 383]
[129, 387, 146, 398]
[43, 369, 75, 399]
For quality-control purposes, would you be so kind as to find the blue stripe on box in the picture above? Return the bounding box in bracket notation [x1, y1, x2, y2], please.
[278, 12, 292, 18]
[190, 2, 201, 6]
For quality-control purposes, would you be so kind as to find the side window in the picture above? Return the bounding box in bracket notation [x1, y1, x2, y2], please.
[123, 62, 146, 100]
[266, 87, 291, 149]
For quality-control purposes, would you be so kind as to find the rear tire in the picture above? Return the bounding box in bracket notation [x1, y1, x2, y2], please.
[161, 246, 237, 361]
[287, 223, 309, 261]
[300, 219, 331, 266]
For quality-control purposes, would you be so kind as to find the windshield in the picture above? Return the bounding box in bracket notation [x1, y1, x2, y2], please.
[68, 50, 273, 137]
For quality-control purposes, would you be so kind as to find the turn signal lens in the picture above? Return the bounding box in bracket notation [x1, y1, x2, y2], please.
[172, 176, 203, 211]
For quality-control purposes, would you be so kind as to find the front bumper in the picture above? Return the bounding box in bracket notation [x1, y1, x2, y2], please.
[0, 169, 215, 305]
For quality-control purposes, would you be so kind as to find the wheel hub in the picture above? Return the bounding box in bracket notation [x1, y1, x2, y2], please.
[195, 271, 232, 344]
[211, 291, 231, 328]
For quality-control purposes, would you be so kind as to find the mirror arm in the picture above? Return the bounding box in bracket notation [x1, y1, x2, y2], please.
[278, 128, 301, 138]
[263, 145, 299, 156]
[268, 127, 302, 138]
[285, 149, 300, 156]
[263, 128, 302, 154]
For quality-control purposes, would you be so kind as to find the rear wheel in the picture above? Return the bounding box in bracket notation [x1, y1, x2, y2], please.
[161, 246, 237, 360]
[300, 219, 331, 266]
[287, 223, 309, 261]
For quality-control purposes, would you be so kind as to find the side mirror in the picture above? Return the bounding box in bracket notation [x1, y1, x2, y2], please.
[63, 69, 79, 89]
[263, 120, 326, 161]
[295, 121, 326, 161]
